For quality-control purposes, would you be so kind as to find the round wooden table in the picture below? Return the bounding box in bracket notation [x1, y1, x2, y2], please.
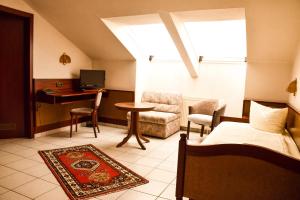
[115, 102, 155, 150]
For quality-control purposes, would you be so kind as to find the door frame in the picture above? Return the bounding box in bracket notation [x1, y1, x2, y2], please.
[0, 5, 34, 138]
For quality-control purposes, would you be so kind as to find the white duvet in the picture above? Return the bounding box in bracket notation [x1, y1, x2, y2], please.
[200, 122, 300, 159]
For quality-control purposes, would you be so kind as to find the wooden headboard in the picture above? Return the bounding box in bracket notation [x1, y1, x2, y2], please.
[286, 106, 300, 151]
[243, 100, 300, 151]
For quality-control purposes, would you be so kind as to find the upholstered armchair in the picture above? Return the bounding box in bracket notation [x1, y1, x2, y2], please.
[187, 99, 226, 138]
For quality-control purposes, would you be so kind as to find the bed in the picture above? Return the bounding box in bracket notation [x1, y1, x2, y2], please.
[175, 100, 300, 200]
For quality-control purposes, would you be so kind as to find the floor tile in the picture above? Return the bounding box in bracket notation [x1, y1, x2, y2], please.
[135, 157, 162, 168]
[133, 180, 168, 196]
[117, 190, 157, 200]
[40, 174, 60, 185]
[14, 179, 57, 199]
[0, 138, 19, 145]
[0, 186, 8, 195]
[35, 187, 68, 200]
[0, 165, 17, 178]
[0, 144, 29, 154]
[14, 148, 38, 158]
[171, 178, 176, 185]
[160, 184, 176, 200]
[0, 191, 31, 200]
[23, 164, 50, 177]
[146, 169, 176, 184]
[126, 163, 154, 176]
[27, 153, 45, 163]
[0, 151, 10, 157]
[157, 161, 177, 172]
[0, 172, 35, 189]
[115, 152, 143, 163]
[0, 154, 23, 165]
[103, 148, 126, 158]
[32, 143, 61, 150]
[125, 147, 153, 156]
[147, 150, 172, 160]
[96, 190, 126, 200]
[5, 158, 40, 171]
[0, 125, 183, 200]
[13, 139, 45, 148]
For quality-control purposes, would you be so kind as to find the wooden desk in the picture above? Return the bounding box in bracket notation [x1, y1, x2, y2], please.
[36, 90, 99, 104]
[115, 102, 155, 150]
[33, 79, 135, 134]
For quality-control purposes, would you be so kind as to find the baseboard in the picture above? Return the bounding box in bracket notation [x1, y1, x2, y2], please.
[34, 117, 90, 134]
[99, 122, 127, 130]
[99, 117, 127, 126]
[180, 126, 201, 132]
[34, 117, 127, 134]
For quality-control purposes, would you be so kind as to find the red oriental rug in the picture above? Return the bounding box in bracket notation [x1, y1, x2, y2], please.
[39, 144, 148, 200]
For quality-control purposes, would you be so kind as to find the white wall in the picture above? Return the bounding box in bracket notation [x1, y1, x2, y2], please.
[0, 0, 92, 78]
[93, 60, 136, 91]
[245, 61, 292, 102]
[135, 60, 247, 119]
[289, 43, 300, 111]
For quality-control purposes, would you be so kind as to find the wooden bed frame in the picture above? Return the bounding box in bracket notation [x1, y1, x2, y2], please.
[175, 100, 300, 200]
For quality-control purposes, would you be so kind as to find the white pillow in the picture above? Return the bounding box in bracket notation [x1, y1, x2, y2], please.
[249, 101, 288, 133]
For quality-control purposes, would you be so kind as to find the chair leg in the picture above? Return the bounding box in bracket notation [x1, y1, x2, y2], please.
[92, 114, 97, 138]
[75, 116, 78, 132]
[70, 114, 73, 138]
[96, 114, 100, 133]
[200, 125, 205, 137]
[187, 121, 191, 139]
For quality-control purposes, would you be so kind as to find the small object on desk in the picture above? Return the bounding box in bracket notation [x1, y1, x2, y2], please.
[115, 102, 155, 150]
[42, 88, 55, 94]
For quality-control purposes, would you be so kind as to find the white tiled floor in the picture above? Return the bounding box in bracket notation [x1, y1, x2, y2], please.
[0, 125, 196, 200]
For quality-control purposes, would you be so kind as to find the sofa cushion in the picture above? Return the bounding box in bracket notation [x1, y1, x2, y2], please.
[142, 102, 180, 114]
[127, 111, 179, 124]
[141, 91, 182, 114]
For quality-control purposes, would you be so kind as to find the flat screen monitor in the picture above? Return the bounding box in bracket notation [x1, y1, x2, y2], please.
[80, 70, 105, 90]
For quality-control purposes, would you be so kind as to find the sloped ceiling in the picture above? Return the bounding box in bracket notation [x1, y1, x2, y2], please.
[25, 0, 300, 61]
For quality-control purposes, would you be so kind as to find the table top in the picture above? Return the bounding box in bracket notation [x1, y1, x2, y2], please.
[115, 102, 155, 112]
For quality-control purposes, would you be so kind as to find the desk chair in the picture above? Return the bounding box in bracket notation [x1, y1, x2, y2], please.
[187, 99, 226, 139]
[70, 89, 103, 138]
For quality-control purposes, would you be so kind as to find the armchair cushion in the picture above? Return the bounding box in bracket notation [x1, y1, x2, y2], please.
[70, 108, 93, 115]
[188, 114, 213, 126]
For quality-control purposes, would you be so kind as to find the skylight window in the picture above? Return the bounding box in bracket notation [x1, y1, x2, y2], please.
[184, 20, 247, 61]
[127, 23, 180, 61]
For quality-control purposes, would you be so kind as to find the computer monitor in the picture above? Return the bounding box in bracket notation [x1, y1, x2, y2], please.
[80, 70, 105, 90]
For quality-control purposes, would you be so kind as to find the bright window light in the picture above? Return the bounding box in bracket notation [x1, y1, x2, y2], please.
[128, 23, 181, 61]
[184, 20, 247, 61]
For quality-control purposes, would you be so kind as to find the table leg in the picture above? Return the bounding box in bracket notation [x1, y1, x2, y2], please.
[116, 113, 133, 148]
[132, 112, 146, 150]
[140, 134, 150, 143]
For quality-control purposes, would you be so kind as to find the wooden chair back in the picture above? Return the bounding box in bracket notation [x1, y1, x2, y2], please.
[94, 89, 103, 110]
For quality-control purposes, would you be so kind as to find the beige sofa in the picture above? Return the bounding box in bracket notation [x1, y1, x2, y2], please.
[127, 91, 182, 138]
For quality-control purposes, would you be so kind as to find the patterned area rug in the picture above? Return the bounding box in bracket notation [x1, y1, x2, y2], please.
[39, 144, 148, 200]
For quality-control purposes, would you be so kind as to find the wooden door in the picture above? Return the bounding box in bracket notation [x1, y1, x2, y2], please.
[0, 6, 33, 138]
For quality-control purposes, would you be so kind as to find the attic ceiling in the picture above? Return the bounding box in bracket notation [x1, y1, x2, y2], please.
[25, 0, 300, 61]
